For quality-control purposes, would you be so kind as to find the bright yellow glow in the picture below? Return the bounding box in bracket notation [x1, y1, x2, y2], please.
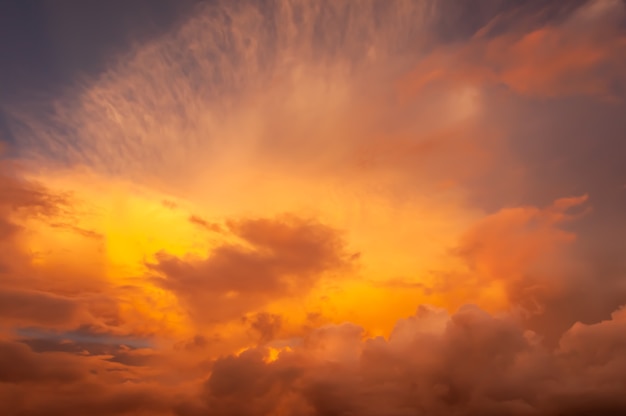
[12, 163, 481, 347]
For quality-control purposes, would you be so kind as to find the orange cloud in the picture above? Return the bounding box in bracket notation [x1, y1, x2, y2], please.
[188, 215, 223, 233]
[444, 195, 588, 310]
[401, 0, 626, 100]
[0, 289, 79, 327]
[149, 215, 355, 324]
[196, 303, 626, 416]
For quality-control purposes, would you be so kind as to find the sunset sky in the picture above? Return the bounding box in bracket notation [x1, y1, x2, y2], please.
[1, 0, 626, 415]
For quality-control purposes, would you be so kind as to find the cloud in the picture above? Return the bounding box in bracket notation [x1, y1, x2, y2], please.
[199, 303, 626, 416]
[445, 195, 588, 308]
[0, 161, 64, 270]
[244, 312, 283, 345]
[0, 162, 66, 217]
[0, 335, 184, 416]
[6, 1, 432, 185]
[0, 381, 177, 416]
[413, 193, 624, 345]
[2, 303, 625, 415]
[401, 0, 626, 100]
[0, 159, 168, 339]
[0, 158, 104, 278]
[150, 215, 354, 323]
[0, 289, 79, 327]
[188, 215, 222, 233]
[0, 340, 87, 384]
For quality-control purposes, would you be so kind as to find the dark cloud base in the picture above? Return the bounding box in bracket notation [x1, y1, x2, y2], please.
[2, 304, 625, 415]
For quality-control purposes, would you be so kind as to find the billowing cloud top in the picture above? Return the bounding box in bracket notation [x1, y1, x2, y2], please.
[1, 0, 625, 415]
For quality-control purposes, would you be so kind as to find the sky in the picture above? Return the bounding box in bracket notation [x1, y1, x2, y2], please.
[0, 0, 625, 415]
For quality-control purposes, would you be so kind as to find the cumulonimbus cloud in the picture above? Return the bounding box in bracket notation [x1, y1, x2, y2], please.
[0, 0, 624, 414]
[199, 304, 626, 416]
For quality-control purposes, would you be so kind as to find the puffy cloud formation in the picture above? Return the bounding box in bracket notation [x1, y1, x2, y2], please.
[150, 216, 354, 323]
[199, 305, 626, 416]
[1, 304, 625, 415]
